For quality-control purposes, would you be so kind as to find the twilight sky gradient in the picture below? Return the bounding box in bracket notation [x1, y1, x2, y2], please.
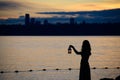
[0, 0, 120, 19]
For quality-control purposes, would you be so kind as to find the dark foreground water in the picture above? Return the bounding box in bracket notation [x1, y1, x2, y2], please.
[0, 36, 120, 80]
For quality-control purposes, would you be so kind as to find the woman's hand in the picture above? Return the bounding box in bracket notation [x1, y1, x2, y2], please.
[69, 45, 74, 48]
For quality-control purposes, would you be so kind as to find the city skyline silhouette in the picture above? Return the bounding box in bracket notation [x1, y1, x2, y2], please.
[0, 8, 120, 25]
[0, 8, 120, 36]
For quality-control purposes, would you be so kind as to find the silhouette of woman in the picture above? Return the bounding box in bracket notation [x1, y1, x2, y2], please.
[69, 40, 91, 80]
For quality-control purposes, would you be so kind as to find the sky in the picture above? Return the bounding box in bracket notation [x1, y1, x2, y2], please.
[0, 0, 120, 19]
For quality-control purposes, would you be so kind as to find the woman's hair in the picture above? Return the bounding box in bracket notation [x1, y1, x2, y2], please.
[81, 40, 91, 54]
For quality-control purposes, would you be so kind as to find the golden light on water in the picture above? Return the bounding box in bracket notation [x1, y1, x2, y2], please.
[0, 36, 120, 80]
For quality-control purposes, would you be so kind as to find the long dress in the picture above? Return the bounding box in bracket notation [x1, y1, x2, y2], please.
[79, 52, 91, 80]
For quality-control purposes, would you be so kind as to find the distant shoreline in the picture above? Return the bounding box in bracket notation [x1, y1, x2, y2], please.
[0, 23, 120, 36]
[0, 35, 120, 36]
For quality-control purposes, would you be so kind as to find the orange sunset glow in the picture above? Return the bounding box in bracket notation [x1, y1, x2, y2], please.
[0, 0, 120, 19]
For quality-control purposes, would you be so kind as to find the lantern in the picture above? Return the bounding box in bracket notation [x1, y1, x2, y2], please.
[68, 46, 72, 54]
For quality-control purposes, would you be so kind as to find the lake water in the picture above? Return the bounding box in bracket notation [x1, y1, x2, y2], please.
[0, 36, 120, 80]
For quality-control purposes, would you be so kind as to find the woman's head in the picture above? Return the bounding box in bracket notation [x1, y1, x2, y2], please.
[82, 40, 91, 54]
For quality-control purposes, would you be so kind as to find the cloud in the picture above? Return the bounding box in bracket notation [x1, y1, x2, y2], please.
[36, 8, 120, 23]
[0, 1, 25, 10]
[0, 0, 64, 19]
[0, 0, 63, 14]
[37, 8, 120, 15]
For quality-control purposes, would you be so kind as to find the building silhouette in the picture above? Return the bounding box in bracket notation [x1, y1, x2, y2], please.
[25, 14, 30, 26]
[70, 17, 75, 25]
[31, 18, 35, 25]
[44, 19, 48, 25]
[35, 21, 41, 25]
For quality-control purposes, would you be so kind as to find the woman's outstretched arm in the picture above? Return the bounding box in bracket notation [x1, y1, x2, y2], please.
[69, 45, 81, 55]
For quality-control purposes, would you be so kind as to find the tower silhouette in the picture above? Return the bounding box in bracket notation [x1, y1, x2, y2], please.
[25, 14, 30, 26]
